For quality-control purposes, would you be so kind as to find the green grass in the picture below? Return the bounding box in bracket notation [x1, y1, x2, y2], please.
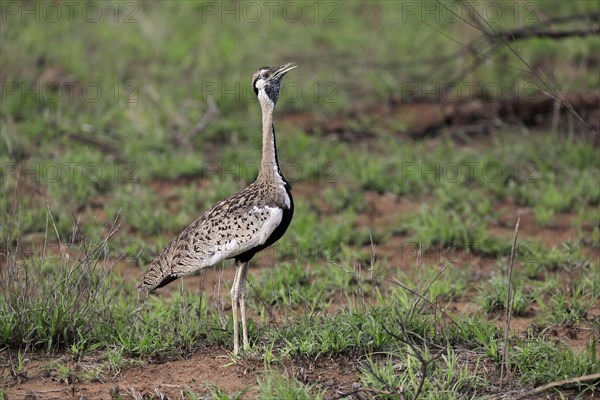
[251, 261, 373, 311]
[533, 263, 599, 327]
[203, 385, 249, 400]
[1, 250, 117, 352]
[276, 202, 372, 262]
[479, 274, 531, 316]
[404, 202, 513, 258]
[2, 223, 598, 396]
[511, 337, 598, 386]
[258, 370, 323, 400]
[0, 226, 229, 357]
[403, 265, 468, 303]
[359, 348, 487, 400]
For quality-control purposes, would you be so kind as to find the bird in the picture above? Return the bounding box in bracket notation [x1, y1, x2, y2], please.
[138, 63, 297, 354]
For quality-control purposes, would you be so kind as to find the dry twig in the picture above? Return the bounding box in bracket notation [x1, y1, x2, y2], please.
[507, 372, 600, 399]
[500, 217, 520, 387]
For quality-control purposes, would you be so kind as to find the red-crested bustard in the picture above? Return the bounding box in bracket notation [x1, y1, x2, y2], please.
[138, 63, 297, 354]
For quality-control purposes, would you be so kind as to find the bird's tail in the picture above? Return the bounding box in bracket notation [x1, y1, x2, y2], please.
[137, 241, 178, 292]
[138, 271, 178, 292]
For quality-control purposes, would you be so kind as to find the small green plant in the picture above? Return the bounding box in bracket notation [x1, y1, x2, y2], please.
[103, 347, 125, 376]
[444, 315, 503, 361]
[7, 349, 30, 381]
[204, 385, 249, 400]
[320, 185, 366, 213]
[532, 242, 585, 272]
[546, 293, 589, 327]
[258, 370, 323, 400]
[52, 361, 76, 384]
[590, 227, 600, 249]
[479, 274, 530, 316]
[536, 280, 596, 327]
[252, 262, 320, 309]
[533, 204, 556, 226]
[359, 347, 487, 400]
[510, 337, 598, 386]
[403, 264, 468, 302]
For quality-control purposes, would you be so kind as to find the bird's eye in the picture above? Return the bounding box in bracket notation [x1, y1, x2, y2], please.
[261, 71, 270, 79]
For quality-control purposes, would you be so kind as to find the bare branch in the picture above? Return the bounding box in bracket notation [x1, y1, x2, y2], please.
[499, 27, 599, 41]
[189, 96, 220, 139]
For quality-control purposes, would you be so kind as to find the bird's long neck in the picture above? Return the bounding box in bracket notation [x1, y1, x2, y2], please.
[257, 102, 284, 184]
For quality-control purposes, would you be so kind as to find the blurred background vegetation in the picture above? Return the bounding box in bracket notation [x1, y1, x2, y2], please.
[1, 0, 598, 241]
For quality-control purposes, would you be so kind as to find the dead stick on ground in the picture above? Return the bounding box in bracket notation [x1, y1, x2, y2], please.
[501, 217, 520, 388]
[510, 372, 600, 399]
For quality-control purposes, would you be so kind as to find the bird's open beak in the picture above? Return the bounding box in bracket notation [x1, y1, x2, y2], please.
[274, 63, 297, 79]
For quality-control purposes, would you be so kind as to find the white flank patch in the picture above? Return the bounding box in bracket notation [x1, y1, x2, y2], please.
[282, 186, 291, 208]
[252, 206, 283, 244]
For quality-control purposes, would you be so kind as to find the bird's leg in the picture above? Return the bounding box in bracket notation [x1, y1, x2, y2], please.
[231, 261, 244, 355]
[238, 262, 249, 351]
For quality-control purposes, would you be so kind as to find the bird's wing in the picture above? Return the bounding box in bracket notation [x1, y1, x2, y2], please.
[138, 204, 283, 291]
[186, 205, 284, 269]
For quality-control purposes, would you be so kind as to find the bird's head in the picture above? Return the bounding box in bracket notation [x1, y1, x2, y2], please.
[252, 63, 297, 108]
